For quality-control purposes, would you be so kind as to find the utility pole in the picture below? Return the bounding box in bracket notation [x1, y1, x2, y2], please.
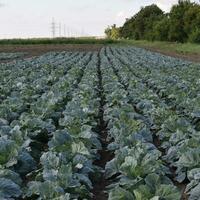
[51, 18, 56, 38]
[67, 27, 70, 38]
[59, 22, 61, 37]
[64, 24, 66, 37]
[81, 28, 84, 37]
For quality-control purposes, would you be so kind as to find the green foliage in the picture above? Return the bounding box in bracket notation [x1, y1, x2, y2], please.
[152, 16, 170, 41]
[189, 28, 200, 43]
[108, 187, 135, 200]
[183, 3, 200, 36]
[105, 24, 121, 39]
[168, 0, 193, 42]
[1, 46, 200, 199]
[0, 178, 22, 198]
[120, 4, 164, 40]
[108, 0, 200, 44]
[0, 37, 118, 45]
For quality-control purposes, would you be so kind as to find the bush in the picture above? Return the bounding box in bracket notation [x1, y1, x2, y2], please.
[111, 0, 200, 44]
[189, 28, 200, 43]
[153, 17, 170, 41]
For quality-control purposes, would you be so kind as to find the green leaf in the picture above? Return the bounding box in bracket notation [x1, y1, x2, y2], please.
[155, 184, 181, 200]
[0, 137, 18, 167]
[188, 183, 200, 200]
[14, 151, 37, 176]
[150, 197, 160, 200]
[27, 181, 64, 199]
[0, 118, 9, 126]
[188, 168, 200, 181]
[105, 158, 119, 178]
[40, 152, 60, 169]
[53, 193, 70, 200]
[72, 142, 89, 155]
[79, 125, 93, 139]
[0, 169, 22, 185]
[0, 178, 22, 198]
[108, 187, 135, 200]
[57, 164, 74, 188]
[75, 173, 93, 189]
[121, 156, 137, 169]
[0, 126, 11, 136]
[145, 173, 160, 191]
[133, 185, 152, 200]
[48, 129, 72, 149]
[177, 149, 200, 168]
[10, 125, 23, 145]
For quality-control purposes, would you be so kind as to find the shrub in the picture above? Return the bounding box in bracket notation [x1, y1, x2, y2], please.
[188, 28, 200, 43]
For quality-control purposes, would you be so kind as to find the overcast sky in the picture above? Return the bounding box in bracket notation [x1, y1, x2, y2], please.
[0, 0, 198, 38]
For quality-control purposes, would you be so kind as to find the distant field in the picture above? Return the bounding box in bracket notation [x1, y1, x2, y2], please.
[1, 46, 200, 200]
[119, 40, 200, 62]
[0, 38, 199, 62]
[0, 38, 199, 55]
[121, 40, 200, 54]
[0, 44, 103, 61]
[0, 37, 116, 45]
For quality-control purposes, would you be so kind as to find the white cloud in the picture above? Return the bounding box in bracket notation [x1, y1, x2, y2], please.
[155, 0, 178, 12]
[117, 11, 125, 18]
[155, 0, 199, 12]
[115, 10, 130, 26]
[0, 0, 199, 38]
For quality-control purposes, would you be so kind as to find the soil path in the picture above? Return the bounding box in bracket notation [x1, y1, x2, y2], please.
[141, 46, 200, 63]
[0, 44, 102, 62]
[92, 53, 114, 200]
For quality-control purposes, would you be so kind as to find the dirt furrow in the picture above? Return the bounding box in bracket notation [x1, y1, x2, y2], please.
[92, 53, 114, 200]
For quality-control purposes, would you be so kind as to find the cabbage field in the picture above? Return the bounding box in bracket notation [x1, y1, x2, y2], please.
[0, 47, 200, 200]
[0, 52, 26, 61]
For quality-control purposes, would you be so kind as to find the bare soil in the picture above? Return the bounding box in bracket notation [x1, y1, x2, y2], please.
[91, 53, 114, 200]
[92, 133, 114, 200]
[1, 44, 195, 200]
[0, 44, 103, 61]
[0, 44, 199, 63]
[143, 47, 200, 63]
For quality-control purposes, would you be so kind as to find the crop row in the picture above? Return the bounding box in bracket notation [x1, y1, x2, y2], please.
[0, 47, 199, 200]
[104, 47, 200, 200]
[0, 51, 102, 199]
[0, 52, 26, 61]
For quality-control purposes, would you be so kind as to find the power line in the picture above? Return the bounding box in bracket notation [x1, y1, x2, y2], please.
[50, 19, 91, 38]
[51, 18, 56, 38]
[64, 24, 66, 37]
[59, 22, 61, 37]
[67, 27, 70, 38]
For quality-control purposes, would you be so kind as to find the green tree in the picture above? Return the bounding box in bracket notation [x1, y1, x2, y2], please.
[120, 4, 164, 40]
[189, 28, 200, 43]
[153, 15, 170, 41]
[120, 18, 136, 39]
[106, 0, 200, 44]
[105, 27, 112, 39]
[184, 3, 200, 36]
[105, 24, 121, 39]
[168, 0, 194, 42]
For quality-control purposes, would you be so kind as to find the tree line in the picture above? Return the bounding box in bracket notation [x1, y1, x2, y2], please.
[105, 0, 200, 43]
